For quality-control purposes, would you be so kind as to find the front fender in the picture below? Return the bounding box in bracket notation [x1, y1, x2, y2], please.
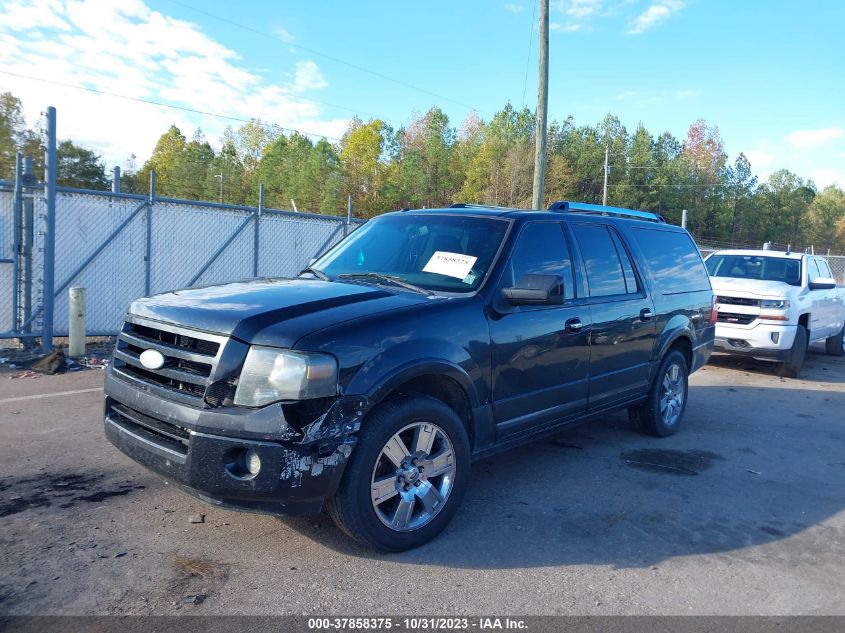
[345, 338, 483, 411]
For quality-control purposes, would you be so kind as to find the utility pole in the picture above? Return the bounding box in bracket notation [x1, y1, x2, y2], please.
[531, 0, 549, 210]
[602, 145, 609, 206]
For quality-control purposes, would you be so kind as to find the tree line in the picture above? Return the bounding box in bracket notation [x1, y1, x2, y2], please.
[2, 91, 844, 252]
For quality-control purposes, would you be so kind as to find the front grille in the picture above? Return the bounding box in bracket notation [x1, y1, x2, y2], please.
[717, 311, 756, 325]
[716, 295, 761, 307]
[113, 316, 228, 407]
[108, 400, 190, 456]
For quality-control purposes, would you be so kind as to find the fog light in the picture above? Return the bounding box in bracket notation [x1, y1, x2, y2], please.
[224, 447, 261, 479]
[770, 332, 780, 344]
[245, 449, 261, 475]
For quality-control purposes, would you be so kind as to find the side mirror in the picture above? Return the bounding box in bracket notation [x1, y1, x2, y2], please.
[501, 274, 564, 306]
[809, 277, 837, 290]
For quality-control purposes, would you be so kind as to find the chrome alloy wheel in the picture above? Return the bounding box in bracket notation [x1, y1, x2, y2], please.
[660, 362, 686, 427]
[370, 422, 455, 532]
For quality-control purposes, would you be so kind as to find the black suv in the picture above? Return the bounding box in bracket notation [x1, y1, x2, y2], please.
[104, 201, 715, 551]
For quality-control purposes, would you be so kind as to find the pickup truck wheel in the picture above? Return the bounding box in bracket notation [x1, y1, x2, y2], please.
[825, 325, 844, 356]
[326, 395, 470, 552]
[780, 325, 808, 378]
[628, 349, 688, 437]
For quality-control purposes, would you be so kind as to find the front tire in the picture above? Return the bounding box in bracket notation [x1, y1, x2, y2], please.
[326, 395, 470, 551]
[825, 325, 844, 356]
[780, 325, 808, 378]
[629, 349, 689, 437]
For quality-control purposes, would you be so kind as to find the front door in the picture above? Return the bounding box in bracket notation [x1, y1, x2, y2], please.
[488, 221, 591, 439]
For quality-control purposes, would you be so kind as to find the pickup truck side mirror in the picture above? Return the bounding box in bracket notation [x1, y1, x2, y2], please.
[501, 274, 564, 306]
[809, 277, 837, 290]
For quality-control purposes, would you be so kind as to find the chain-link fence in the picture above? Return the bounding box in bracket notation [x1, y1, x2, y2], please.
[0, 180, 362, 341]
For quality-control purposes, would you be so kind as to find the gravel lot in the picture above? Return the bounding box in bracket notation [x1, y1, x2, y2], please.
[1, 349, 844, 616]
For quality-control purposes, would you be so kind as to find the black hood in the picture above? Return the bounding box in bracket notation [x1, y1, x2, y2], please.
[128, 278, 430, 347]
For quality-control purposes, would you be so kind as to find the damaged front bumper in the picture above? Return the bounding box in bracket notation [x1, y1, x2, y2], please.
[103, 365, 366, 516]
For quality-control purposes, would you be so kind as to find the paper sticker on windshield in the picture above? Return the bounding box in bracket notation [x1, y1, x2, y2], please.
[423, 251, 478, 280]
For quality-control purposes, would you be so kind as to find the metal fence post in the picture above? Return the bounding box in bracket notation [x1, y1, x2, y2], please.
[146, 170, 155, 295]
[22, 157, 34, 345]
[681, 209, 688, 229]
[12, 153, 22, 333]
[112, 166, 121, 193]
[42, 106, 57, 351]
[345, 195, 352, 237]
[254, 183, 263, 277]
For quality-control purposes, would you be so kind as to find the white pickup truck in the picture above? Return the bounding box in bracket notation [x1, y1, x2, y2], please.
[704, 249, 845, 377]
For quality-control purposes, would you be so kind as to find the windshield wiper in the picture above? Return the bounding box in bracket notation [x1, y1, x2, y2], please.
[337, 273, 433, 296]
[299, 266, 331, 282]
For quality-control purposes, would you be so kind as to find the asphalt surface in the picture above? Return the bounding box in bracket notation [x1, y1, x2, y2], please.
[1, 349, 844, 615]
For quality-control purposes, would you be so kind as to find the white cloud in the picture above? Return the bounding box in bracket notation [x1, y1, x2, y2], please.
[674, 88, 699, 100]
[504, 3, 525, 13]
[273, 26, 295, 43]
[561, 0, 604, 18]
[0, 0, 347, 168]
[743, 149, 775, 169]
[292, 61, 328, 92]
[811, 170, 845, 188]
[785, 127, 844, 149]
[627, 0, 684, 34]
[550, 21, 582, 32]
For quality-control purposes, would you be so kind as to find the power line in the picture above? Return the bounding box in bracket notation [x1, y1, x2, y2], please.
[163, 0, 477, 112]
[607, 183, 729, 188]
[521, 0, 538, 107]
[0, 69, 343, 142]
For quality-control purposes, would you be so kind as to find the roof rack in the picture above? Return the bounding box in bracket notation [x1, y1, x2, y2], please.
[449, 203, 524, 211]
[548, 201, 666, 223]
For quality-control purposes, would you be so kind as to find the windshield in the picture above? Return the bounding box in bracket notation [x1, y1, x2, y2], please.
[705, 254, 801, 286]
[312, 213, 510, 293]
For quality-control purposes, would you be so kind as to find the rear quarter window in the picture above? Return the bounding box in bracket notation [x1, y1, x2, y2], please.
[630, 228, 711, 294]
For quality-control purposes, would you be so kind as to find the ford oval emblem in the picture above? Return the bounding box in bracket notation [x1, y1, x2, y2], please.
[139, 349, 166, 370]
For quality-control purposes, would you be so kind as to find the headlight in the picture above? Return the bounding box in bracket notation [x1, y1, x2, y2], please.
[234, 347, 338, 407]
[761, 299, 789, 309]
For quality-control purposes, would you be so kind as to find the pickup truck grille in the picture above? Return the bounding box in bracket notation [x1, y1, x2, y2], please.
[716, 295, 761, 307]
[716, 311, 756, 325]
[112, 316, 228, 407]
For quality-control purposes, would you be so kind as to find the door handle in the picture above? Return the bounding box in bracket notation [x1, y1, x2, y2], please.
[565, 317, 583, 333]
[640, 308, 654, 321]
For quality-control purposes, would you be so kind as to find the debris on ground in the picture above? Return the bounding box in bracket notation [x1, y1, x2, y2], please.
[30, 349, 66, 375]
[188, 514, 205, 524]
[182, 594, 207, 605]
[9, 370, 40, 379]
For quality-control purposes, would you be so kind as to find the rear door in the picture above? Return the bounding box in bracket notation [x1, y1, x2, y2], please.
[489, 221, 590, 439]
[568, 222, 657, 410]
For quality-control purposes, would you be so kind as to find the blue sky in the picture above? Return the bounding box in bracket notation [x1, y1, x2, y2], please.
[1, 0, 843, 187]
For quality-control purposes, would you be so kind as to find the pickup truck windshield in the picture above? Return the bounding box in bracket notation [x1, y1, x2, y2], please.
[706, 255, 801, 286]
[312, 214, 510, 293]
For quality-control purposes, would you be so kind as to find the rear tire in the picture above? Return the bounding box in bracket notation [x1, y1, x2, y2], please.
[780, 325, 808, 378]
[825, 325, 844, 356]
[326, 394, 470, 552]
[628, 349, 689, 437]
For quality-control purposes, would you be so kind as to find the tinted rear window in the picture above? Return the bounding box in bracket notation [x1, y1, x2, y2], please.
[571, 224, 629, 297]
[631, 228, 711, 294]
